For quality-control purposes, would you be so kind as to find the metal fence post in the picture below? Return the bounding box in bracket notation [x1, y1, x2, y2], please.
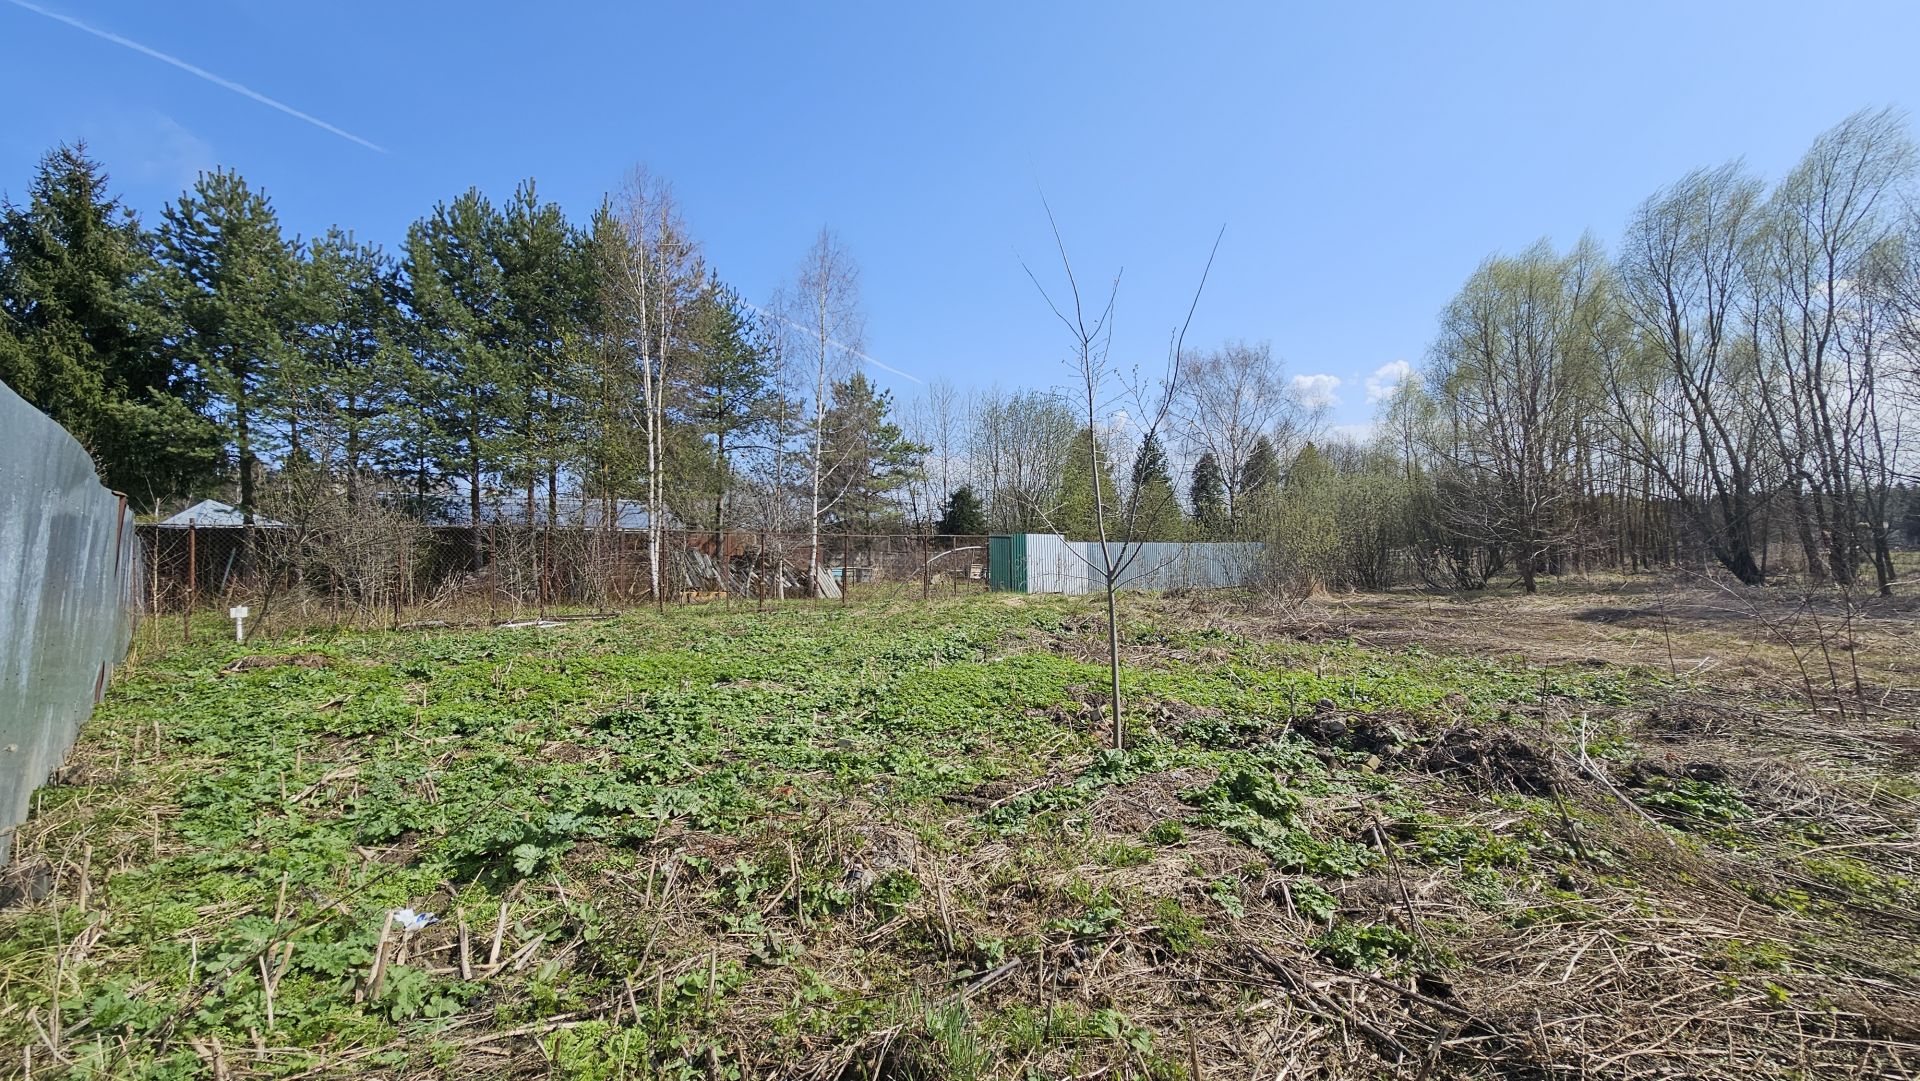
[184, 520, 196, 644]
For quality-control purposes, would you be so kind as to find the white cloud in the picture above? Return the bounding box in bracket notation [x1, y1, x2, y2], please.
[1364, 360, 1414, 404]
[1290, 373, 1342, 410]
[1326, 422, 1376, 444]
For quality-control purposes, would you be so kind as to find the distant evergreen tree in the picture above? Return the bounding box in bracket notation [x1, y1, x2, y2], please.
[679, 278, 782, 539]
[1057, 426, 1119, 540]
[496, 180, 590, 523]
[1243, 434, 1280, 492]
[935, 484, 987, 536]
[1129, 431, 1184, 540]
[403, 189, 514, 535]
[822, 371, 925, 532]
[1189, 450, 1226, 536]
[158, 168, 298, 522]
[292, 226, 408, 501]
[0, 143, 218, 506]
[1131, 430, 1172, 490]
[1237, 433, 1282, 536]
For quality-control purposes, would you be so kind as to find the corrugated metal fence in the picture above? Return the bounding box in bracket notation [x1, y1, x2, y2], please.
[1077, 541, 1265, 593]
[989, 533, 1264, 594]
[0, 381, 141, 861]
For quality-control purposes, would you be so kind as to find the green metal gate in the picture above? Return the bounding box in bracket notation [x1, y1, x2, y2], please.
[986, 534, 1027, 592]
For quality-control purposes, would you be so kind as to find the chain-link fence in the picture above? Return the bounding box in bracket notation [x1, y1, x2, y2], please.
[136, 525, 992, 633]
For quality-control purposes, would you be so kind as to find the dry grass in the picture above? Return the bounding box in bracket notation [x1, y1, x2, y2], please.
[4, 578, 1918, 1079]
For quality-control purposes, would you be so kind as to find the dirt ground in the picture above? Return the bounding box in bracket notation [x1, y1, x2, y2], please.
[4, 578, 1918, 1079]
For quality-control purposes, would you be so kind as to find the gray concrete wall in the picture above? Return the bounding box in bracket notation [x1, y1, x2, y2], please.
[0, 381, 140, 860]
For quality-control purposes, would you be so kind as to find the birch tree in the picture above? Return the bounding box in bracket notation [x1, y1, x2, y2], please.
[791, 229, 863, 588]
[1177, 340, 1301, 537]
[606, 168, 703, 604]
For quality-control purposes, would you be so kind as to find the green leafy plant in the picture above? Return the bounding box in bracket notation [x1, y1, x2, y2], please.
[1311, 922, 1420, 971]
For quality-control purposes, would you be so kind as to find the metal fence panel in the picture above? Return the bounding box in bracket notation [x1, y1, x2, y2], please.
[1025, 533, 1089, 595]
[1, 381, 140, 861]
[1056, 540, 1264, 593]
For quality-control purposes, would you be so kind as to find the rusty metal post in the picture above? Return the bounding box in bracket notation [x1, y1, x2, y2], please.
[184, 521, 196, 644]
[487, 525, 498, 624]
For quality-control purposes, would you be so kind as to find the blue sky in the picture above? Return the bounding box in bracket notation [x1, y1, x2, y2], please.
[5, 1, 1919, 436]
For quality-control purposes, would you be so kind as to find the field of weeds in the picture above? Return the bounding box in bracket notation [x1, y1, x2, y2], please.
[3, 584, 1918, 1079]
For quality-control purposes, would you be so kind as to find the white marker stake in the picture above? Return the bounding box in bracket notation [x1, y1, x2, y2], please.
[229, 605, 250, 642]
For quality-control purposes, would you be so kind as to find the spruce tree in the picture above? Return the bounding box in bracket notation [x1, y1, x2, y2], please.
[1131, 430, 1172, 491]
[1237, 433, 1282, 537]
[935, 484, 987, 536]
[0, 142, 217, 506]
[1128, 431, 1183, 540]
[1189, 450, 1227, 537]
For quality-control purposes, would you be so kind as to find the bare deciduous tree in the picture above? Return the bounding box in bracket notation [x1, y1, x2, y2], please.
[605, 168, 703, 607]
[1610, 162, 1774, 584]
[1023, 202, 1221, 749]
[790, 229, 864, 589]
[1425, 236, 1609, 593]
[1177, 341, 1303, 537]
[967, 386, 1079, 532]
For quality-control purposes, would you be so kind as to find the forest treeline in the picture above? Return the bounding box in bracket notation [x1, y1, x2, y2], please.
[3, 108, 1919, 595]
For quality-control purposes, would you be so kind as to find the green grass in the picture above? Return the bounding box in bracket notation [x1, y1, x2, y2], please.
[1, 592, 1897, 1078]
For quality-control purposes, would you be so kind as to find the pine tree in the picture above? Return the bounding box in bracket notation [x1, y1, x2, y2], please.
[293, 227, 407, 500]
[404, 190, 513, 537]
[935, 484, 987, 536]
[158, 168, 297, 522]
[679, 277, 781, 540]
[578, 204, 645, 513]
[0, 143, 218, 506]
[497, 180, 590, 525]
[1189, 450, 1227, 537]
[821, 371, 925, 532]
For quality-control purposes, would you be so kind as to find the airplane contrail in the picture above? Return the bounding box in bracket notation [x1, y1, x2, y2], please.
[7, 0, 387, 153]
[741, 301, 922, 384]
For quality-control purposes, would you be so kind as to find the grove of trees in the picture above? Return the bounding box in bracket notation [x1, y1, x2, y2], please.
[6, 107, 1919, 598]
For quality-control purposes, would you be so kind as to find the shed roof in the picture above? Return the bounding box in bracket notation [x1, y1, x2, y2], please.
[155, 499, 287, 528]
